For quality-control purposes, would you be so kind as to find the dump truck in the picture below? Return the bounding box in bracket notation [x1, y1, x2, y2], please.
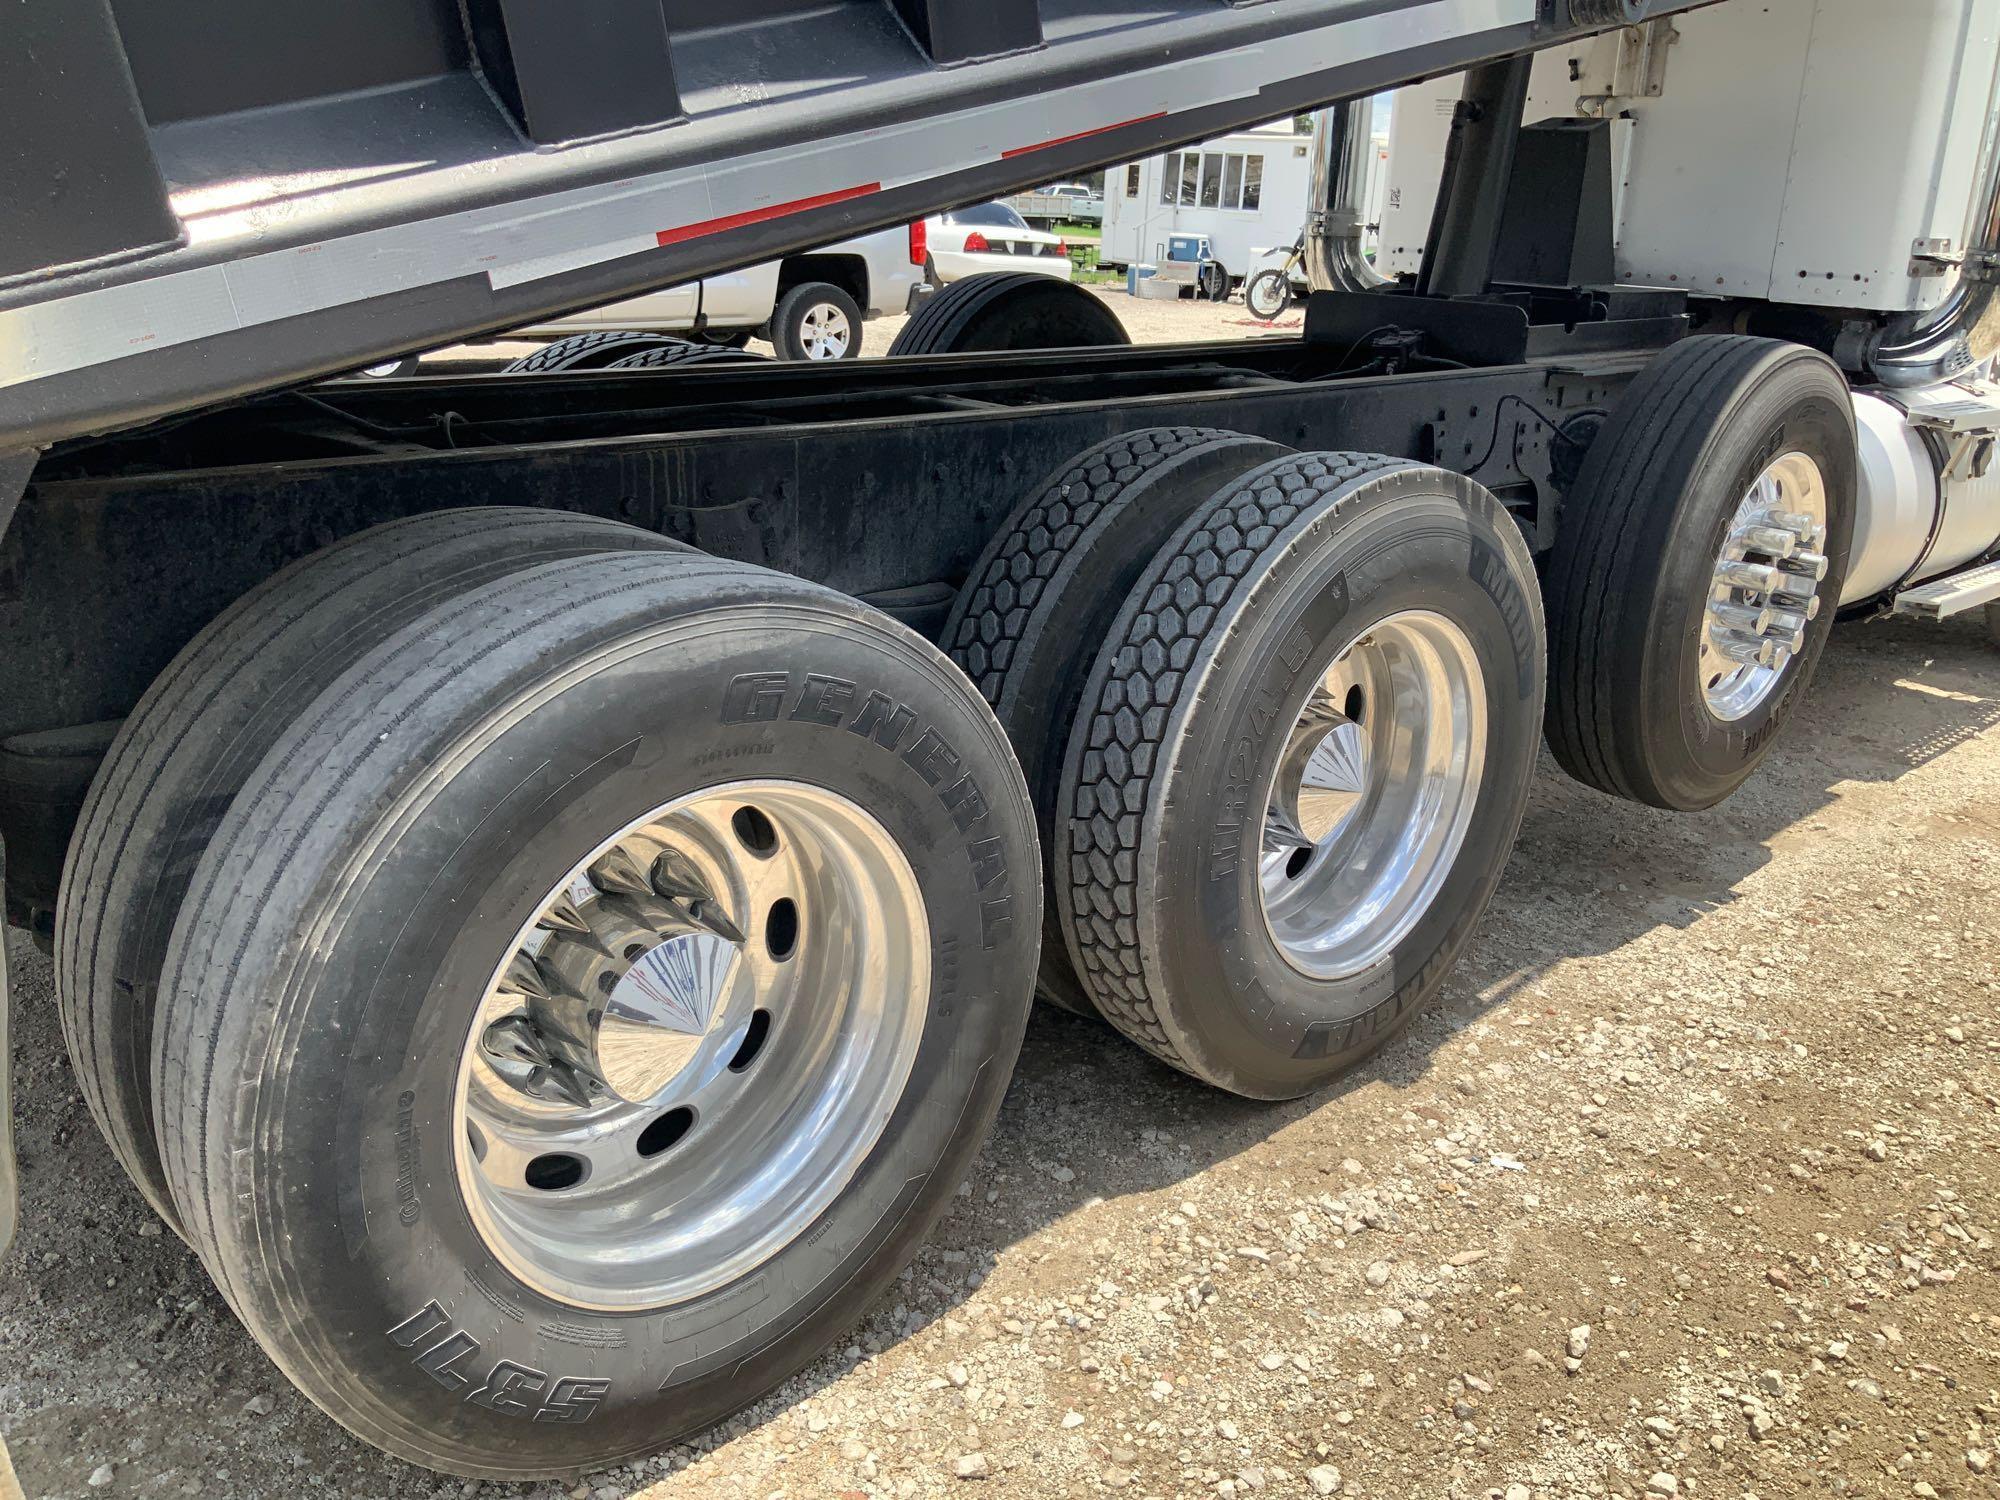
[2, 0, 1997, 1478]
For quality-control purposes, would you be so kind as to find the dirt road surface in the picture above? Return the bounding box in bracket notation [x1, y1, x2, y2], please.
[3, 300, 1997, 1499]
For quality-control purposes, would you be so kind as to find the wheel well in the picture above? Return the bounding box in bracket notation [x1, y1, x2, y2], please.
[777, 254, 867, 310]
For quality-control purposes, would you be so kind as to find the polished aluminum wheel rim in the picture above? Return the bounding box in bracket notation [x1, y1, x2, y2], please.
[1259, 611, 1486, 979]
[453, 781, 928, 1310]
[1700, 452, 1830, 722]
[800, 303, 853, 359]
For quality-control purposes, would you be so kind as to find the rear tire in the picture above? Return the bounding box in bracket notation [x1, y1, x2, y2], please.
[58, 510, 684, 1229]
[943, 428, 1290, 1013]
[150, 551, 1040, 1476]
[1544, 336, 1856, 810]
[888, 273, 1128, 357]
[604, 341, 769, 370]
[504, 332, 693, 373]
[770, 281, 863, 362]
[1057, 455, 1545, 1097]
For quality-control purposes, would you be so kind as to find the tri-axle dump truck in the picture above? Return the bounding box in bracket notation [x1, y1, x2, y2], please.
[3, 0, 1997, 1478]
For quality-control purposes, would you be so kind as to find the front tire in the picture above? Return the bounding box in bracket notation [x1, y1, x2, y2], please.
[150, 551, 1040, 1476]
[1544, 336, 1857, 810]
[1244, 269, 1292, 321]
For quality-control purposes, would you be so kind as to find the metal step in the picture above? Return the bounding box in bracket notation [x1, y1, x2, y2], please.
[1893, 557, 2000, 619]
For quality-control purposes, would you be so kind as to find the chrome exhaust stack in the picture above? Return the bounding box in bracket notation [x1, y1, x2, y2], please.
[1306, 99, 1393, 294]
[1869, 70, 2000, 388]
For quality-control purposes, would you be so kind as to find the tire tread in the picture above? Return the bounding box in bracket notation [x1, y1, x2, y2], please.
[1058, 451, 1410, 1073]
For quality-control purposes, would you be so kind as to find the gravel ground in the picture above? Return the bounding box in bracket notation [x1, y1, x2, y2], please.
[5, 607, 1997, 1500]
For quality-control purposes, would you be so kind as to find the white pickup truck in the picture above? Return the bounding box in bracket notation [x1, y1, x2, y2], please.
[516, 223, 932, 361]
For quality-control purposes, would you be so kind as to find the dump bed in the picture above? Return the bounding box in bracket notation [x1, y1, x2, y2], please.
[2, 0, 1707, 450]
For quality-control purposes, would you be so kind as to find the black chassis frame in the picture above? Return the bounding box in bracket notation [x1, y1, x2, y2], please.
[0, 287, 1683, 930]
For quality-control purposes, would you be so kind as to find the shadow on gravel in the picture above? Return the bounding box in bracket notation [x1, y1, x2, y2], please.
[1460, 610, 2000, 1019]
[2, 613, 1994, 1498]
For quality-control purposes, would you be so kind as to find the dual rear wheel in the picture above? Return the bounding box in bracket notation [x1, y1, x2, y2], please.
[60, 518, 1039, 1474]
[949, 439, 1546, 1094]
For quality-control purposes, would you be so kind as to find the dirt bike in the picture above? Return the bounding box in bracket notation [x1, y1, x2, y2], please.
[1244, 230, 1310, 320]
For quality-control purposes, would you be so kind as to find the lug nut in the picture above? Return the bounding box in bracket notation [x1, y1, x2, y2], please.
[1766, 607, 1809, 639]
[1755, 509, 1818, 537]
[1733, 524, 1798, 559]
[1716, 560, 1786, 593]
[1716, 633, 1777, 667]
[1779, 550, 1829, 582]
[1713, 601, 1774, 634]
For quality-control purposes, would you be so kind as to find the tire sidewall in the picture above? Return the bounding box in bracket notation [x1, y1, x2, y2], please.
[1635, 359, 1856, 809]
[233, 612, 1036, 1473]
[1141, 473, 1543, 1096]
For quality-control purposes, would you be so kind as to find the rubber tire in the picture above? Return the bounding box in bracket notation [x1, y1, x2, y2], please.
[942, 428, 1291, 1014]
[56, 510, 684, 1231]
[604, 341, 770, 370]
[887, 273, 1128, 357]
[0, 720, 121, 918]
[1244, 269, 1292, 321]
[150, 550, 1040, 1477]
[504, 332, 694, 373]
[1057, 454, 1546, 1098]
[1543, 336, 1857, 810]
[770, 281, 864, 362]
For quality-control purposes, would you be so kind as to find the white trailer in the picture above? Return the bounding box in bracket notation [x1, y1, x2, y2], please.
[1097, 120, 1318, 281]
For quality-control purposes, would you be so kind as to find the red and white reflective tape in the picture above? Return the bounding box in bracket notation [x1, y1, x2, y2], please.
[1001, 112, 1168, 161]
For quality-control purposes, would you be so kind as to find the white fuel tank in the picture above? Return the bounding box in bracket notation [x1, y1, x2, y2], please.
[1845, 380, 2000, 605]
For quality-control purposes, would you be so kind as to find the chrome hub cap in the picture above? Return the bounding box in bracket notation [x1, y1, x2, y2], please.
[455, 781, 928, 1310]
[800, 303, 853, 359]
[1260, 611, 1487, 980]
[1701, 452, 1829, 721]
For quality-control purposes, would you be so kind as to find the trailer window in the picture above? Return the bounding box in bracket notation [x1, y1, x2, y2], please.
[1241, 154, 1264, 212]
[1126, 164, 1141, 199]
[1199, 155, 1223, 208]
[1161, 154, 1180, 205]
[1179, 154, 1200, 206]
[1222, 155, 1244, 209]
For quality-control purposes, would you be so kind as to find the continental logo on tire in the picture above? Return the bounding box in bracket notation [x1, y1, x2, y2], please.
[722, 672, 1015, 950]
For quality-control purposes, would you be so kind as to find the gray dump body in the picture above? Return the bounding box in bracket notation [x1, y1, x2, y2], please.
[1, 0, 1706, 450]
